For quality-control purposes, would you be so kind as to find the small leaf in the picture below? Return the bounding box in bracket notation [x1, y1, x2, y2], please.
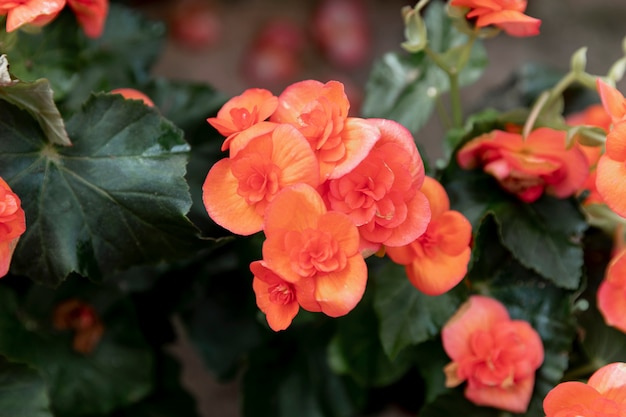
[372, 261, 467, 359]
[0, 95, 199, 286]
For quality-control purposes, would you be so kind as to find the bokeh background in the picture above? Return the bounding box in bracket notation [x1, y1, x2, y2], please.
[130, 0, 626, 415]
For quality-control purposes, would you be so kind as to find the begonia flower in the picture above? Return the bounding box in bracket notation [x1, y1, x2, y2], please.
[597, 247, 626, 334]
[0, 0, 65, 32]
[262, 183, 367, 317]
[66, 0, 108, 38]
[385, 176, 471, 295]
[110, 88, 154, 107]
[442, 295, 544, 413]
[448, 0, 541, 37]
[543, 362, 626, 417]
[457, 127, 589, 203]
[321, 118, 430, 254]
[251, 260, 308, 331]
[207, 88, 279, 151]
[0, 177, 25, 278]
[53, 299, 104, 354]
[595, 79, 626, 217]
[202, 123, 319, 235]
[270, 79, 380, 179]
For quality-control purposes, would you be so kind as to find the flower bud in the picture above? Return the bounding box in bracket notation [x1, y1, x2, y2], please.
[401, 3, 428, 53]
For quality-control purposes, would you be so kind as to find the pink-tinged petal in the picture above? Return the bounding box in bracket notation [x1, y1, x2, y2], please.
[67, 0, 109, 38]
[596, 155, 626, 217]
[377, 190, 430, 247]
[326, 117, 380, 179]
[605, 248, 626, 286]
[208, 88, 278, 138]
[294, 276, 322, 313]
[252, 276, 299, 331]
[202, 158, 263, 235]
[442, 295, 510, 362]
[420, 176, 450, 218]
[270, 124, 320, 188]
[543, 381, 604, 416]
[606, 122, 626, 162]
[384, 244, 417, 265]
[475, 10, 540, 37]
[0, 237, 19, 278]
[263, 183, 326, 234]
[597, 279, 626, 334]
[404, 246, 470, 295]
[597, 78, 626, 123]
[225, 121, 278, 156]
[466, 374, 536, 413]
[272, 80, 349, 122]
[318, 212, 360, 256]
[314, 253, 367, 317]
[588, 362, 626, 402]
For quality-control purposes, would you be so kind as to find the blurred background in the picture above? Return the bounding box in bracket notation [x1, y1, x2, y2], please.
[127, 0, 626, 415]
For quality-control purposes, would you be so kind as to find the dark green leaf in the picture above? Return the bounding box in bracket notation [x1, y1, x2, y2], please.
[0, 356, 53, 417]
[372, 262, 467, 359]
[0, 95, 199, 286]
[419, 390, 500, 417]
[0, 280, 154, 417]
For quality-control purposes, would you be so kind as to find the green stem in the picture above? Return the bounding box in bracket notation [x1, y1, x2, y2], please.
[449, 72, 463, 128]
[562, 360, 604, 381]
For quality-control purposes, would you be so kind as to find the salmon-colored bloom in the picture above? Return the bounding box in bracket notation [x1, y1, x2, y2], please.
[449, 0, 541, 37]
[53, 299, 104, 354]
[66, 0, 108, 38]
[567, 104, 611, 205]
[385, 176, 471, 295]
[202, 123, 319, 235]
[457, 127, 589, 203]
[0, 0, 65, 32]
[597, 248, 626, 334]
[442, 295, 544, 413]
[595, 79, 626, 217]
[270, 79, 380, 179]
[207, 88, 279, 152]
[110, 88, 154, 107]
[322, 118, 430, 254]
[262, 183, 367, 317]
[0, 178, 25, 278]
[251, 260, 302, 331]
[543, 362, 626, 417]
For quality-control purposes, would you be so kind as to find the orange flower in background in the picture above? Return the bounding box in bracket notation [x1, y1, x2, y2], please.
[0, 0, 65, 32]
[270, 79, 380, 179]
[110, 88, 154, 107]
[386, 176, 471, 295]
[595, 79, 626, 217]
[262, 183, 367, 317]
[457, 127, 589, 203]
[449, 0, 541, 37]
[207, 88, 279, 151]
[202, 123, 319, 235]
[543, 362, 626, 417]
[322, 118, 430, 254]
[66, 0, 108, 38]
[53, 299, 104, 354]
[0, 177, 25, 278]
[442, 295, 544, 413]
[597, 248, 626, 334]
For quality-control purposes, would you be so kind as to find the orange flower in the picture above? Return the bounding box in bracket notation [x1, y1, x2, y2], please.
[202, 123, 319, 235]
[457, 127, 589, 203]
[321, 118, 430, 254]
[449, 0, 541, 37]
[207, 88, 279, 152]
[270, 79, 380, 179]
[597, 248, 626, 334]
[262, 183, 367, 317]
[0, 0, 65, 32]
[442, 295, 544, 413]
[543, 362, 626, 417]
[110, 88, 154, 107]
[385, 176, 471, 295]
[595, 79, 626, 217]
[0, 177, 25, 278]
[53, 299, 104, 354]
[66, 0, 108, 38]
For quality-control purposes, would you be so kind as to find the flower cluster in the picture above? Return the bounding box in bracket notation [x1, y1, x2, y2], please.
[202, 80, 440, 330]
[0, 0, 109, 38]
[0, 177, 25, 278]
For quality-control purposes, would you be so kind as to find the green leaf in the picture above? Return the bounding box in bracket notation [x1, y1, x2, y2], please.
[371, 261, 467, 359]
[0, 95, 199, 286]
[0, 280, 154, 417]
[0, 55, 70, 146]
[362, 1, 487, 133]
[0, 356, 53, 417]
[419, 390, 500, 417]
